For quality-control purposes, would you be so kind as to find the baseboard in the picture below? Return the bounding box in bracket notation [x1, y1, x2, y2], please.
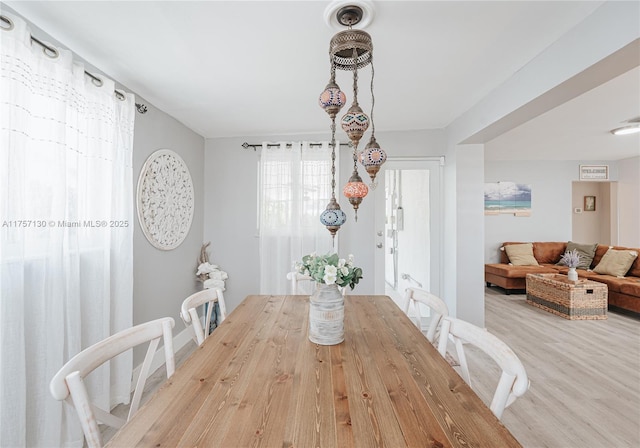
[130, 325, 194, 392]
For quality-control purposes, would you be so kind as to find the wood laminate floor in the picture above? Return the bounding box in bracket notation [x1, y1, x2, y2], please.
[465, 287, 640, 448]
[103, 290, 640, 447]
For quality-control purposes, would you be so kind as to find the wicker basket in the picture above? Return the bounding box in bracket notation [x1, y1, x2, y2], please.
[525, 274, 607, 320]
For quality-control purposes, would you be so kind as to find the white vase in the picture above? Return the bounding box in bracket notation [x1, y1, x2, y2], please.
[308, 283, 344, 345]
[567, 267, 578, 282]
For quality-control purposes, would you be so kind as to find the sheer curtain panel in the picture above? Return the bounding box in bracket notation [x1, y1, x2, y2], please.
[259, 142, 337, 294]
[0, 14, 135, 447]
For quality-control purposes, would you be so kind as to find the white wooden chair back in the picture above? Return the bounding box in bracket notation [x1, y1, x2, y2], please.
[180, 288, 227, 346]
[436, 316, 529, 420]
[403, 287, 449, 343]
[49, 317, 176, 448]
[286, 271, 347, 296]
[286, 271, 313, 294]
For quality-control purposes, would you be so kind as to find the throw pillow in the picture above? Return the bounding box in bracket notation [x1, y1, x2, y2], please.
[593, 249, 638, 277]
[556, 241, 598, 270]
[504, 243, 539, 266]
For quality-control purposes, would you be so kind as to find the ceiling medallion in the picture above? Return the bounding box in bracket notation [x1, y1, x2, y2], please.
[318, 1, 387, 233]
[137, 149, 194, 250]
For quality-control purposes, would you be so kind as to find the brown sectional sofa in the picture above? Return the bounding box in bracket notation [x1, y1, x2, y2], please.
[485, 242, 640, 314]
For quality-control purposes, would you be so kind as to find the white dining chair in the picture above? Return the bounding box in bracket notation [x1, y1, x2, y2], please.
[403, 287, 449, 343]
[287, 271, 348, 296]
[286, 271, 313, 294]
[180, 288, 227, 346]
[49, 317, 176, 448]
[436, 316, 530, 420]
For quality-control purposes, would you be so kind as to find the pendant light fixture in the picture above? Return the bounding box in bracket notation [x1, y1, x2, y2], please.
[319, 55, 347, 239]
[319, 1, 387, 232]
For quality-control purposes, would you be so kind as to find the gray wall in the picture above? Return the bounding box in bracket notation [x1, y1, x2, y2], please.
[203, 130, 447, 314]
[132, 104, 205, 365]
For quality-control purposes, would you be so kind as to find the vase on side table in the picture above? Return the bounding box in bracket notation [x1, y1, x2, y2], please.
[308, 283, 344, 345]
[567, 267, 578, 282]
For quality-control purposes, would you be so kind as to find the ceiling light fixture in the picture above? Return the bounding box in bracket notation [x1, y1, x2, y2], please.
[610, 123, 640, 135]
[319, 1, 386, 236]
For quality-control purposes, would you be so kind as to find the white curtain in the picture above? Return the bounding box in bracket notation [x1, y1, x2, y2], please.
[259, 142, 337, 294]
[0, 14, 134, 447]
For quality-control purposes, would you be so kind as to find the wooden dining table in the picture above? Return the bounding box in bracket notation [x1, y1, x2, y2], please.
[105, 295, 522, 447]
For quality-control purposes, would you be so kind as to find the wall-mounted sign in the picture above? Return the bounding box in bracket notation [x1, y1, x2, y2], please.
[579, 165, 609, 181]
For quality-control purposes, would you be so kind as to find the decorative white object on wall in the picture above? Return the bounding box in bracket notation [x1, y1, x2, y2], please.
[579, 165, 609, 180]
[137, 149, 194, 250]
[484, 182, 532, 217]
[196, 242, 228, 291]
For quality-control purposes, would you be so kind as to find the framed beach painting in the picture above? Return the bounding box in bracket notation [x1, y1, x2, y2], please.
[484, 182, 532, 216]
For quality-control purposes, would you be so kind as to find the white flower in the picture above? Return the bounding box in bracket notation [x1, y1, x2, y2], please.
[208, 270, 228, 281]
[347, 254, 354, 266]
[196, 262, 216, 276]
[204, 278, 225, 291]
[323, 265, 338, 284]
[323, 273, 337, 284]
[340, 266, 349, 276]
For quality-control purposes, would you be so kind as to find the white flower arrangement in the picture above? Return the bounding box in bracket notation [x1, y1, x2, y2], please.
[196, 242, 228, 290]
[295, 252, 363, 290]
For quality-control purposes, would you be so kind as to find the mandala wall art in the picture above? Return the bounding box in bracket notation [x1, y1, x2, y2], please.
[137, 149, 194, 250]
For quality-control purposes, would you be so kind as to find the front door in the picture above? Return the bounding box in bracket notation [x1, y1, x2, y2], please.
[374, 158, 444, 308]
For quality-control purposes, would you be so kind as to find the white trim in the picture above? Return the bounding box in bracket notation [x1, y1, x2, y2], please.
[130, 325, 193, 393]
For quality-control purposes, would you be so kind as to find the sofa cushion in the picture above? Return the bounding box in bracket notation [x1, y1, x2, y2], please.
[504, 243, 539, 266]
[614, 246, 640, 278]
[591, 245, 608, 267]
[593, 248, 638, 277]
[556, 241, 598, 270]
[532, 242, 567, 264]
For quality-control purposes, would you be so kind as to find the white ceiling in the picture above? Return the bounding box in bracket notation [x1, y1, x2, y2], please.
[3, 0, 639, 161]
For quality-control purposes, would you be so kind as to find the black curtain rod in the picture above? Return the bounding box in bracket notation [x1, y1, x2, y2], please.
[1, 14, 147, 114]
[241, 142, 352, 151]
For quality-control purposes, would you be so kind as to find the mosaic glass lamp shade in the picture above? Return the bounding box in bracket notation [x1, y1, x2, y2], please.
[341, 104, 369, 147]
[343, 170, 368, 220]
[320, 197, 347, 237]
[319, 82, 346, 119]
[359, 137, 387, 186]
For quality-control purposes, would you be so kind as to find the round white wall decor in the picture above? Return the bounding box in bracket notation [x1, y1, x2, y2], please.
[137, 149, 194, 250]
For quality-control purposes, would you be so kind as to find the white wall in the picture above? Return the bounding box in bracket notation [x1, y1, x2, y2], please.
[484, 160, 620, 263]
[456, 145, 485, 326]
[617, 156, 640, 247]
[203, 130, 446, 314]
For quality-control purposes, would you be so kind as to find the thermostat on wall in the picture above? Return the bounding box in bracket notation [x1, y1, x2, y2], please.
[574, 207, 582, 214]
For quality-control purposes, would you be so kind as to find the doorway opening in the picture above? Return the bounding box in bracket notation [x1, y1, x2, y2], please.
[375, 158, 444, 309]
